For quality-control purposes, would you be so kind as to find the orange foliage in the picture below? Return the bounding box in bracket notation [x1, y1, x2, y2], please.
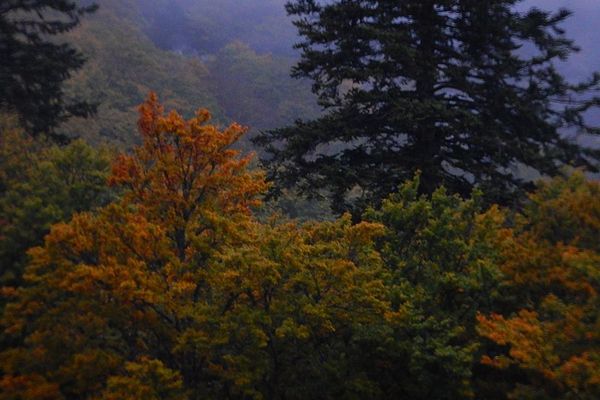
[0, 94, 271, 399]
[478, 173, 600, 398]
[0, 374, 61, 400]
[0, 94, 387, 399]
[109, 92, 268, 262]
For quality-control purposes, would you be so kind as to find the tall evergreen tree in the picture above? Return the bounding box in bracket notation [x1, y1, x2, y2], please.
[256, 0, 600, 213]
[0, 0, 97, 137]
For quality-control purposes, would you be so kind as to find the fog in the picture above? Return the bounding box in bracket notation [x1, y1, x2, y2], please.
[139, 0, 296, 56]
[139, 0, 598, 127]
[141, 0, 598, 78]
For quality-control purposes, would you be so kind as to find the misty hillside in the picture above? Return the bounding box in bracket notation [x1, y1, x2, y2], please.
[61, 0, 599, 148]
[61, 0, 318, 146]
[141, 0, 296, 56]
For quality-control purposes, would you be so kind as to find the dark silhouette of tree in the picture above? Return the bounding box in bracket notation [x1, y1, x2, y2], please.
[256, 0, 600, 213]
[0, 0, 97, 137]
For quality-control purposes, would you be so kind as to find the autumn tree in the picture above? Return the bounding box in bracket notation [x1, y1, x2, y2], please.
[0, 94, 389, 400]
[0, 0, 97, 136]
[173, 214, 388, 399]
[477, 172, 600, 399]
[256, 0, 600, 213]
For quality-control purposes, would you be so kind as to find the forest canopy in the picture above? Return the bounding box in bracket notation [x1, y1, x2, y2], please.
[0, 0, 598, 399]
[1, 95, 598, 399]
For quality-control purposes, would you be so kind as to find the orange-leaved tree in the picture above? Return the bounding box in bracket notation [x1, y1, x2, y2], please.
[0, 94, 389, 400]
[477, 172, 600, 399]
[108, 92, 268, 261]
[0, 93, 267, 399]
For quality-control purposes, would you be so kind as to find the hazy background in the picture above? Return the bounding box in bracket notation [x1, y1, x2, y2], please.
[62, 0, 599, 145]
[527, 0, 598, 82]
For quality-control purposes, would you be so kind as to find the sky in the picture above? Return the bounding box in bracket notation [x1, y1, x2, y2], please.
[526, 0, 599, 128]
[527, 0, 599, 81]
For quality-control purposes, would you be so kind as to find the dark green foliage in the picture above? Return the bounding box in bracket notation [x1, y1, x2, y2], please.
[364, 176, 503, 398]
[0, 122, 114, 287]
[256, 0, 600, 214]
[0, 0, 98, 137]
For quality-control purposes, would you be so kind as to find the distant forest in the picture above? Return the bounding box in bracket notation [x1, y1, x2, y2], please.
[61, 0, 318, 146]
